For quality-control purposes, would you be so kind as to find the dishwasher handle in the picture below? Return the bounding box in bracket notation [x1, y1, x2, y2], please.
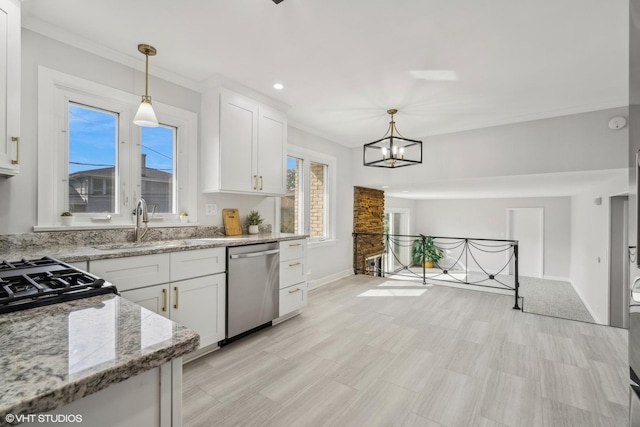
[229, 248, 280, 259]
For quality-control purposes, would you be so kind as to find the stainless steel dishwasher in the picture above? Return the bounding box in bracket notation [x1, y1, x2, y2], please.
[226, 243, 279, 342]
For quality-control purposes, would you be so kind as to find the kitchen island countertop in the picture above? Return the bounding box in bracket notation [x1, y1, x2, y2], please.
[0, 294, 199, 425]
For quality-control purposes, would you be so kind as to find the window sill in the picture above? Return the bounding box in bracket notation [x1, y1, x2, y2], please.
[33, 222, 201, 232]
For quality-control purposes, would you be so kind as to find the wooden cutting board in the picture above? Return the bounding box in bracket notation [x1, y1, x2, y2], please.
[222, 208, 243, 236]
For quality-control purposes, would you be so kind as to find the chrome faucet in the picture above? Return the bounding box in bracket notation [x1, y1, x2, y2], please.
[134, 198, 149, 242]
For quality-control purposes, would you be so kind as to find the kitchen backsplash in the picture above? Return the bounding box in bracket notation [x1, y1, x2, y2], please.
[0, 224, 272, 253]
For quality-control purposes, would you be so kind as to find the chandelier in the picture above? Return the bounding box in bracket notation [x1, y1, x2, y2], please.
[363, 109, 422, 168]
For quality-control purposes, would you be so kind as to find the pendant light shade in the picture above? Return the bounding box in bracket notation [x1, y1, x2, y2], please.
[134, 97, 158, 127]
[133, 44, 159, 128]
[363, 109, 422, 168]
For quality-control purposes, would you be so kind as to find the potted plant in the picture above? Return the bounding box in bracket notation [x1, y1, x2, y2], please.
[246, 210, 263, 234]
[412, 235, 444, 268]
[60, 211, 74, 226]
[179, 211, 188, 223]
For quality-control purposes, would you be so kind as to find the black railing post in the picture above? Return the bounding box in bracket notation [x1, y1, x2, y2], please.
[422, 234, 426, 284]
[353, 233, 358, 275]
[464, 238, 469, 284]
[513, 242, 520, 310]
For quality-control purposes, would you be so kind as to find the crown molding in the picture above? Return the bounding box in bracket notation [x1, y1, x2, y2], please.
[22, 16, 203, 92]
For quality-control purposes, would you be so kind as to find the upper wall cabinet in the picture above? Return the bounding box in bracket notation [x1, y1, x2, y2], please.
[202, 88, 287, 195]
[0, 0, 20, 177]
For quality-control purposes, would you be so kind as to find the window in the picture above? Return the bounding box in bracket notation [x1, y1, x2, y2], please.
[141, 125, 177, 214]
[279, 146, 336, 242]
[37, 67, 197, 228]
[68, 102, 118, 213]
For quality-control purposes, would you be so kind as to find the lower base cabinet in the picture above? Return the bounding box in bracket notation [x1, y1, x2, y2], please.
[121, 273, 225, 349]
[21, 361, 180, 427]
[279, 284, 307, 317]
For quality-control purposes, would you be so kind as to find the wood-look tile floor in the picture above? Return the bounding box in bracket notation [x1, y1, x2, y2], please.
[182, 275, 629, 427]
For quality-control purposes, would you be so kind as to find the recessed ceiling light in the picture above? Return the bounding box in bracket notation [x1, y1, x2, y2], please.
[381, 185, 389, 189]
[409, 70, 458, 81]
[402, 190, 409, 193]
[273, 83, 284, 90]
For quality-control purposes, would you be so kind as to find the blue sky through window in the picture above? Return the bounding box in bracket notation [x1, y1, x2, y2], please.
[68, 103, 116, 174]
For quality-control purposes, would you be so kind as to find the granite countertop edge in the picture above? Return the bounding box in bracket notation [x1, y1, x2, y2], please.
[5, 332, 200, 421]
[0, 234, 309, 263]
[0, 295, 200, 423]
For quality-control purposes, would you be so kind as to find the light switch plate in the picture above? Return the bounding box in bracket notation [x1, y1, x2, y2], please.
[205, 204, 218, 215]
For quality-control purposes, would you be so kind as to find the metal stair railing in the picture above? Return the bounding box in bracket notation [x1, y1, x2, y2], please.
[353, 232, 521, 310]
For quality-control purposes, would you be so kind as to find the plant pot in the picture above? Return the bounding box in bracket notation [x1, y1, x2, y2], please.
[61, 216, 74, 226]
[248, 225, 259, 234]
[423, 260, 434, 269]
[180, 216, 188, 223]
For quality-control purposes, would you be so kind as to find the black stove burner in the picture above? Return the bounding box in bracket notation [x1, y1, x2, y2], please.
[0, 257, 117, 314]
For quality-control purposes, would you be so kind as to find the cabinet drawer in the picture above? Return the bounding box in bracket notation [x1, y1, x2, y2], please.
[280, 258, 305, 289]
[90, 253, 170, 292]
[279, 239, 307, 262]
[170, 248, 226, 281]
[279, 283, 307, 317]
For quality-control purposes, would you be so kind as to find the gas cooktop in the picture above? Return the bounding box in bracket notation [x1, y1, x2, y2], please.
[0, 257, 118, 314]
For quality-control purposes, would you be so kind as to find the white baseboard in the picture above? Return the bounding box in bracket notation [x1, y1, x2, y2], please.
[568, 279, 602, 324]
[542, 275, 571, 282]
[308, 269, 353, 291]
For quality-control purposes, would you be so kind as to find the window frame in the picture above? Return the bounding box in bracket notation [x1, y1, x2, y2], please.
[279, 145, 336, 244]
[37, 66, 197, 229]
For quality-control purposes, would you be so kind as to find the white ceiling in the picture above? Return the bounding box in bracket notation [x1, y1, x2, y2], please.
[22, 0, 629, 148]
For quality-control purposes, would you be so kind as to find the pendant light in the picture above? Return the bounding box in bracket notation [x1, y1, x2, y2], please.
[133, 44, 159, 127]
[363, 109, 422, 168]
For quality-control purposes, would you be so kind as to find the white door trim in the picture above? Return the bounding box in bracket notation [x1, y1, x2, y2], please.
[506, 207, 544, 278]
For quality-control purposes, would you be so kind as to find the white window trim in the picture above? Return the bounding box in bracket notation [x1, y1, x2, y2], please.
[36, 66, 198, 229]
[280, 144, 336, 244]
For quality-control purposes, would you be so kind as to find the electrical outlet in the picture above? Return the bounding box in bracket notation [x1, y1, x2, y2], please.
[206, 204, 218, 216]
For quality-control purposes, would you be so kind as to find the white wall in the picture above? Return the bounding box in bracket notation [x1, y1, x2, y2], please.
[0, 29, 203, 234]
[570, 173, 628, 324]
[414, 197, 572, 279]
[287, 126, 353, 285]
[351, 107, 628, 189]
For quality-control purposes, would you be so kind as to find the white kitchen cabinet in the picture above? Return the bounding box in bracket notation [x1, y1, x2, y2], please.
[0, 0, 20, 176]
[201, 88, 287, 195]
[92, 249, 226, 350]
[89, 253, 171, 292]
[122, 274, 226, 349]
[278, 238, 308, 318]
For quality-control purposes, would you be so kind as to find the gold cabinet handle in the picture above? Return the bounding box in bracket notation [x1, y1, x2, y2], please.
[11, 136, 19, 165]
[289, 243, 302, 247]
[289, 262, 301, 267]
[253, 175, 258, 190]
[161, 288, 167, 312]
[260, 176, 263, 191]
[173, 286, 179, 309]
[289, 288, 301, 294]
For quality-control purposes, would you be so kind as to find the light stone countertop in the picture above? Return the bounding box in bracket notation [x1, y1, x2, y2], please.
[0, 294, 199, 425]
[0, 233, 308, 263]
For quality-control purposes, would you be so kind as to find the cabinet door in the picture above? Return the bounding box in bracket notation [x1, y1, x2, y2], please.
[171, 274, 225, 348]
[0, 0, 19, 176]
[257, 106, 287, 195]
[121, 285, 170, 318]
[219, 91, 258, 193]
